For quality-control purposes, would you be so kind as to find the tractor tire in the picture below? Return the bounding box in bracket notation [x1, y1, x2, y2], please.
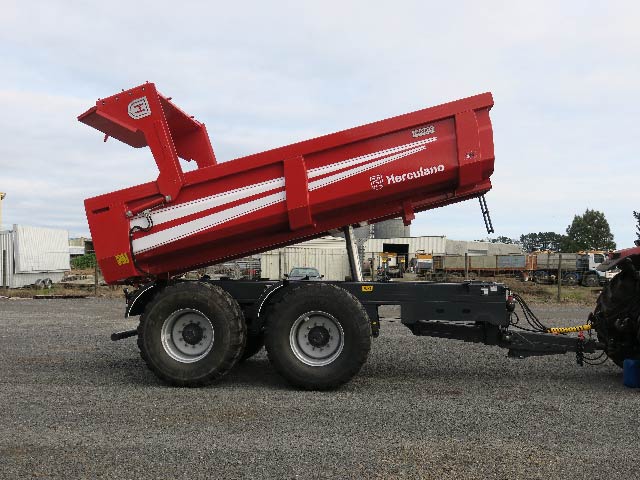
[240, 332, 265, 361]
[592, 257, 640, 367]
[265, 284, 371, 390]
[137, 282, 246, 387]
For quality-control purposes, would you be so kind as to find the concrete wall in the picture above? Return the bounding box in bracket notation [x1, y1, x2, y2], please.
[445, 239, 523, 256]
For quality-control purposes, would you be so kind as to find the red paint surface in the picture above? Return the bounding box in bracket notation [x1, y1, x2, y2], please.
[80, 83, 495, 284]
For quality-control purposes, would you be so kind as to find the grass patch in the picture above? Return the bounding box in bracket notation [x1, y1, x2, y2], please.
[501, 278, 601, 305]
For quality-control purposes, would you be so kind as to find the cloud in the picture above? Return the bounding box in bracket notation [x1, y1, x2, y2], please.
[0, 1, 638, 248]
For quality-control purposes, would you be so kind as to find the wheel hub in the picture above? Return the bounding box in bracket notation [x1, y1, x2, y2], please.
[161, 308, 215, 363]
[308, 326, 330, 347]
[289, 311, 345, 367]
[182, 322, 204, 345]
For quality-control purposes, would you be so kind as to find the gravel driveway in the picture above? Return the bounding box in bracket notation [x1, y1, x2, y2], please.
[1, 297, 638, 479]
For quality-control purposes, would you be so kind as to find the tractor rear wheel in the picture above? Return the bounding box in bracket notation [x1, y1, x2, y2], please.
[265, 284, 371, 390]
[592, 257, 640, 367]
[137, 282, 246, 386]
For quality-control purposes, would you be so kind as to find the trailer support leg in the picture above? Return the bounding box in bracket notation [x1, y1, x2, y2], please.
[343, 226, 363, 282]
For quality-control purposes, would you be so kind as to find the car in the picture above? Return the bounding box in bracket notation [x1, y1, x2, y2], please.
[285, 267, 323, 281]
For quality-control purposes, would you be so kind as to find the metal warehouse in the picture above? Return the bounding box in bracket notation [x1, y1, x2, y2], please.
[261, 236, 350, 281]
[0, 225, 70, 288]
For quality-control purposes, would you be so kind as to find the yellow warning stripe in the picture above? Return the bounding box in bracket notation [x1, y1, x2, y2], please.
[546, 324, 592, 334]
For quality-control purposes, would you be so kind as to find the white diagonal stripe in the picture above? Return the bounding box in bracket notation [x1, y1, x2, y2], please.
[130, 177, 285, 229]
[308, 146, 426, 191]
[307, 136, 437, 179]
[132, 191, 286, 253]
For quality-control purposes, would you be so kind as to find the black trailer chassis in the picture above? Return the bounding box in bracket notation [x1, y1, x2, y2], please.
[114, 278, 603, 389]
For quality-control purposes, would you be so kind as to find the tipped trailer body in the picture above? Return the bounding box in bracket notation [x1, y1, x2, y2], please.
[80, 84, 610, 389]
[81, 83, 494, 285]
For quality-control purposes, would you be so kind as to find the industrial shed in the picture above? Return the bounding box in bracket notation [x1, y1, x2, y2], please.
[261, 235, 523, 281]
[363, 236, 447, 258]
[0, 225, 70, 288]
[363, 237, 522, 257]
[362, 236, 522, 274]
[261, 237, 351, 281]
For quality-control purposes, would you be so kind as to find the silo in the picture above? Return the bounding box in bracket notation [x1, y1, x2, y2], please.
[373, 218, 411, 239]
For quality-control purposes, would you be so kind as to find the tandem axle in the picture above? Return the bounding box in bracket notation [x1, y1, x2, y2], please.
[112, 277, 603, 388]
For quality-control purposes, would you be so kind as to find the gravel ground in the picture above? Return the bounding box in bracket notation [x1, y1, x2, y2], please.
[1, 297, 639, 479]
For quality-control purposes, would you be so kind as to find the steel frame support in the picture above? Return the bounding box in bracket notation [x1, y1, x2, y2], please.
[342, 226, 363, 282]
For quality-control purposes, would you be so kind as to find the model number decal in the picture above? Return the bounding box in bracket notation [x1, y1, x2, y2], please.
[412, 125, 435, 138]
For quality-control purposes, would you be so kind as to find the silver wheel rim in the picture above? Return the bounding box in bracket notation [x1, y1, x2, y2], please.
[161, 308, 214, 363]
[289, 311, 344, 366]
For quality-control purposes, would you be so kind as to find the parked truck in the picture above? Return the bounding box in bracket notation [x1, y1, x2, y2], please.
[530, 251, 611, 286]
[428, 252, 611, 286]
[79, 83, 638, 389]
[430, 253, 534, 279]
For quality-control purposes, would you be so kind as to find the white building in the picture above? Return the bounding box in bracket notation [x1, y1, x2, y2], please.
[260, 236, 351, 281]
[0, 225, 70, 288]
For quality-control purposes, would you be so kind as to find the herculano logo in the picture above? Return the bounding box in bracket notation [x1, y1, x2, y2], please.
[370, 165, 445, 190]
[369, 175, 384, 190]
[386, 165, 444, 184]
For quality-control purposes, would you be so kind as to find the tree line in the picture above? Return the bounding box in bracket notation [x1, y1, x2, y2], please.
[478, 208, 633, 253]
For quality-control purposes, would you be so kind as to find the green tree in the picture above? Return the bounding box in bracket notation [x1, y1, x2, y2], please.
[565, 209, 616, 251]
[71, 253, 96, 269]
[519, 232, 571, 252]
[634, 211, 640, 242]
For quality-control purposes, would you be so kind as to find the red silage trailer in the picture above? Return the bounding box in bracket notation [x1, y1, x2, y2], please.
[80, 84, 607, 389]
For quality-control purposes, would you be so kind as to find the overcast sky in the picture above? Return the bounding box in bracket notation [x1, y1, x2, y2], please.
[1, 1, 638, 248]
